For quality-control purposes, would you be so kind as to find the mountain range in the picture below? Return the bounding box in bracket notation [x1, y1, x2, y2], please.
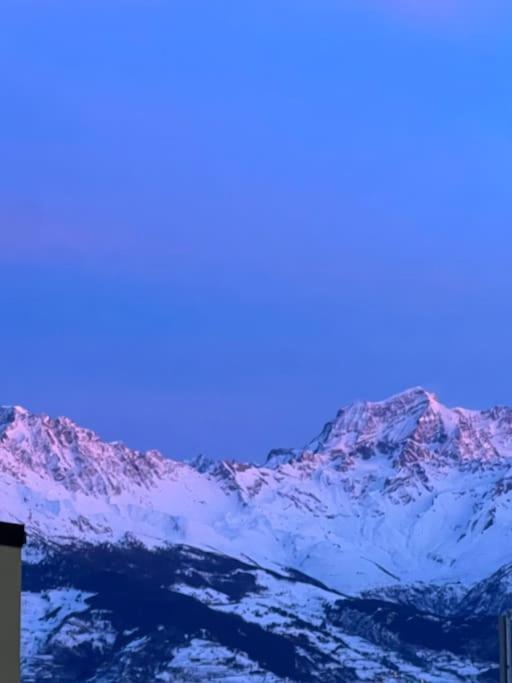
[4, 387, 512, 681]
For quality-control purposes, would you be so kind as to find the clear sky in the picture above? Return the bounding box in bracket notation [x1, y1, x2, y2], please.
[1, 0, 512, 461]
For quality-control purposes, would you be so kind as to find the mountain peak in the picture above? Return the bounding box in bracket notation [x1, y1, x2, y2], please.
[2, 392, 512, 599]
[189, 453, 217, 473]
[305, 387, 442, 456]
[0, 404, 30, 434]
[0, 403, 173, 499]
[344, 387, 442, 418]
[381, 386, 439, 406]
[0, 403, 29, 419]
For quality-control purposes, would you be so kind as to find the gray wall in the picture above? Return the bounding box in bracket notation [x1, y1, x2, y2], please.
[0, 545, 22, 683]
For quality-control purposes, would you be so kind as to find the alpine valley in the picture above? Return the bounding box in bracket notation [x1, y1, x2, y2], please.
[5, 387, 512, 681]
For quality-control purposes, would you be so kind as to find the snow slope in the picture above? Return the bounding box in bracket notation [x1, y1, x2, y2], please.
[3, 387, 512, 594]
[3, 388, 512, 680]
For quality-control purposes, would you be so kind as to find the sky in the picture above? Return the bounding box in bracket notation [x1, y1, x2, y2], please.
[1, 0, 512, 461]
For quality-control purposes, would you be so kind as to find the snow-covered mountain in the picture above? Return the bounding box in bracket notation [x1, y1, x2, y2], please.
[4, 387, 512, 681]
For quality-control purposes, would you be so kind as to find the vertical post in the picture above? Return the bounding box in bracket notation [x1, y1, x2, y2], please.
[500, 612, 512, 683]
[0, 522, 26, 683]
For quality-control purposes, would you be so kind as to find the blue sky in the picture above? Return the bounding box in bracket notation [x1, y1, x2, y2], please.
[1, 0, 512, 460]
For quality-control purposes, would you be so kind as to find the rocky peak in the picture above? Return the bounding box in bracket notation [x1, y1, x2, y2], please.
[0, 404, 30, 433]
[189, 453, 219, 474]
[0, 405, 170, 497]
[265, 448, 301, 467]
[306, 387, 441, 455]
[264, 388, 512, 478]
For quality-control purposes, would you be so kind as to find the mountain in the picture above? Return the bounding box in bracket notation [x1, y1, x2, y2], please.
[4, 388, 512, 681]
